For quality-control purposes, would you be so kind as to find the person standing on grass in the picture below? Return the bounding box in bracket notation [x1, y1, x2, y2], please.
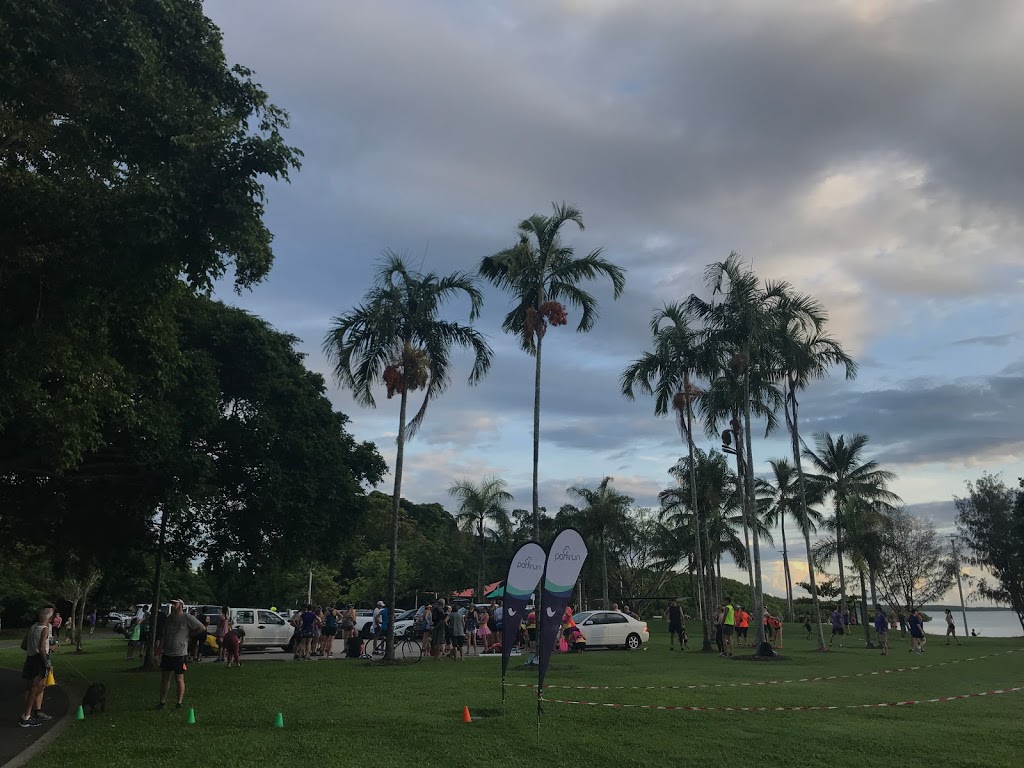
[874, 604, 889, 656]
[944, 609, 961, 647]
[157, 599, 204, 710]
[734, 605, 749, 646]
[447, 604, 466, 660]
[712, 606, 725, 654]
[88, 609, 97, 635]
[298, 604, 317, 659]
[126, 617, 142, 661]
[222, 621, 243, 668]
[430, 600, 447, 658]
[465, 604, 479, 656]
[898, 609, 907, 639]
[666, 599, 685, 651]
[216, 607, 229, 663]
[803, 614, 813, 640]
[477, 607, 492, 651]
[19, 606, 54, 728]
[908, 608, 925, 654]
[721, 597, 735, 657]
[494, 601, 504, 648]
[323, 606, 338, 657]
[830, 608, 844, 648]
[422, 601, 433, 657]
[49, 611, 61, 653]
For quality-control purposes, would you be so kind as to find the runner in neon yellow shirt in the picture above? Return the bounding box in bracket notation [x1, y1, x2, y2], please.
[722, 597, 735, 657]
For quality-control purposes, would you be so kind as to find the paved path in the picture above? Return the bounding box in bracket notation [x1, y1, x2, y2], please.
[0, 667, 70, 768]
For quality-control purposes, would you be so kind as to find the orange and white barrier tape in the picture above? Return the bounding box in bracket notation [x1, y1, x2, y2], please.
[509, 647, 1024, 692]
[542, 684, 1024, 713]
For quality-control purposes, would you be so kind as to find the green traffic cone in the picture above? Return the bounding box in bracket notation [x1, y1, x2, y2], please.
[274, 712, 284, 728]
[75, 705, 85, 721]
[187, 708, 196, 725]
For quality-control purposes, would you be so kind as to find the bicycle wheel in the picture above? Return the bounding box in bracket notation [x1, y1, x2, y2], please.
[398, 636, 423, 663]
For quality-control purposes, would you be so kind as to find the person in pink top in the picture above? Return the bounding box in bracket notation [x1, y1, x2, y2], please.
[216, 607, 229, 663]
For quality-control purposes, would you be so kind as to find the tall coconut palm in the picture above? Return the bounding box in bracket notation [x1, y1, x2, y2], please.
[480, 202, 625, 542]
[770, 304, 856, 650]
[621, 302, 714, 650]
[803, 433, 901, 618]
[565, 477, 633, 609]
[323, 252, 492, 659]
[756, 459, 824, 621]
[449, 477, 513, 600]
[688, 254, 825, 654]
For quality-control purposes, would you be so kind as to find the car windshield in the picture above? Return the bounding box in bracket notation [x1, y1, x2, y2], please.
[573, 612, 594, 624]
[396, 609, 418, 621]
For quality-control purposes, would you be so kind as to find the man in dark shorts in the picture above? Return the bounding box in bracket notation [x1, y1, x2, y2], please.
[666, 599, 686, 651]
[908, 608, 925, 654]
[735, 605, 749, 643]
[447, 604, 465, 660]
[830, 608, 844, 648]
[20, 605, 54, 728]
[430, 599, 447, 658]
[157, 599, 204, 709]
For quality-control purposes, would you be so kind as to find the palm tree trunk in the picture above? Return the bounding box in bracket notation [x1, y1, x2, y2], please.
[386, 386, 409, 661]
[786, 378, 826, 651]
[478, 517, 484, 600]
[684, 400, 714, 651]
[742, 368, 769, 655]
[780, 520, 795, 622]
[835, 502, 849, 615]
[859, 568, 873, 648]
[869, 567, 878, 609]
[732, 439, 756, 611]
[601, 532, 609, 609]
[532, 295, 544, 543]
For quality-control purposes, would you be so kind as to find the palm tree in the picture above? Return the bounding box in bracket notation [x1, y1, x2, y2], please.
[688, 254, 825, 655]
[621, 302, 714, 650]
[480, 202, 625, 542]
[564, 477, 633, 609]
[323, 252, 492, 659]
[771, 311, 856, 650]
[449, 477, 513, 600]
[756, 459, 824, 621]
[803, 433, 901, 618]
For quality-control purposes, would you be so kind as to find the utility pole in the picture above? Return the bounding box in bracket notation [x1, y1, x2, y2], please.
[307, 567, 313, 606]
[950, 537, 969, 639]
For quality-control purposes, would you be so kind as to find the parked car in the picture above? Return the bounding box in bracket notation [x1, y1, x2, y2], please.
[194, 607, 294, 652]
[572, 610, 649, 650]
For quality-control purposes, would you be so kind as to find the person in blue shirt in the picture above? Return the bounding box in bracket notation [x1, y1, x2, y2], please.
[829, 608, 844, 648]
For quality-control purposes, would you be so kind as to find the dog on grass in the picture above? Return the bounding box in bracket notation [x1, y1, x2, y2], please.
[81, 683, 107, 714]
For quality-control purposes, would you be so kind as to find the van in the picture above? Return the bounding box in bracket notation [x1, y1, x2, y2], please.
[199, 607, 294, 652]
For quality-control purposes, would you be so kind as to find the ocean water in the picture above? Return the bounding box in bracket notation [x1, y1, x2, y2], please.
[925, 609, 1021, 638]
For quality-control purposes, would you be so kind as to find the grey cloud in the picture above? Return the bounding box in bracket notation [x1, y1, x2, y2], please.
[952, 333, 1019, 348]
[798, 361, 1024, 466]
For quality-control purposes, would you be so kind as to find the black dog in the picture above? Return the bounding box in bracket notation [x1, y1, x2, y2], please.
[81, 683, 107, 714]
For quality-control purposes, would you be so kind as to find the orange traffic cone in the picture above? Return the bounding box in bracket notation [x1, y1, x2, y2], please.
[461, 706, 472, 723]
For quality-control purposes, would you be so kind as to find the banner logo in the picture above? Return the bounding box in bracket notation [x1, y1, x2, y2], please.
[554, 546, 580, 562]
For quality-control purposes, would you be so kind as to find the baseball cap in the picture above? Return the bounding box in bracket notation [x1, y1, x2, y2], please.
[376, 601, 384, 607]
[170, 598, 186, 608]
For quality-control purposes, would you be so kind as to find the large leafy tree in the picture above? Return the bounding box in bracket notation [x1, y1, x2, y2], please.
[1, 0, 300, 477]
[324, 253, 492, 659]
[480, 203, 625, 541]
[756, 458, 824, 622]
[564, 477, 633, 609]
[448, 477, 513, 599]
[875, 508, 954, 613]
[621, 303, 714, 650]
[804, 433, 900, 616]
[771, 309, 856, 650]
[955, 475, 1024, 633]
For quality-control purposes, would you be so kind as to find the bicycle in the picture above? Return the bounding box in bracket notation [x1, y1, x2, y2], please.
[360, 629, 423, 663]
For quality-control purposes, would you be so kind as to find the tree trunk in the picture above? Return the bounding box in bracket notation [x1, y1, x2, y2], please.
[477, 517, 485, 600]
[742, 368, 770, 656]
[787, 378, 826, 651]
[869, 567, 878, 609]
[386, 386, 410, 661]
[143, 506, 169, 670]
[835, 500, 849, 614]
[859, 568, 873, 648]
[684, 399, 714, 651]
[780, 520, 795, 622]
[732, 431, 756, 612]
[532, 291, 544, 543]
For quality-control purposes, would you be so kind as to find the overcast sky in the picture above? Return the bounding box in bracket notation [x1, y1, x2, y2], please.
[205, 0, 1023, 603]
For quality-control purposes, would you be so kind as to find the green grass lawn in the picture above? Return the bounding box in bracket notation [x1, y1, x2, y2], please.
[4, 624, 1024, 768]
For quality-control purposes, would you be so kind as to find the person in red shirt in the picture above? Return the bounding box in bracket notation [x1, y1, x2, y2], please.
[735, 606, 750, 644]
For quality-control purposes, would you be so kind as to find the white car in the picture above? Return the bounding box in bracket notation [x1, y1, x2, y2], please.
[572, 610, 650, 650]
